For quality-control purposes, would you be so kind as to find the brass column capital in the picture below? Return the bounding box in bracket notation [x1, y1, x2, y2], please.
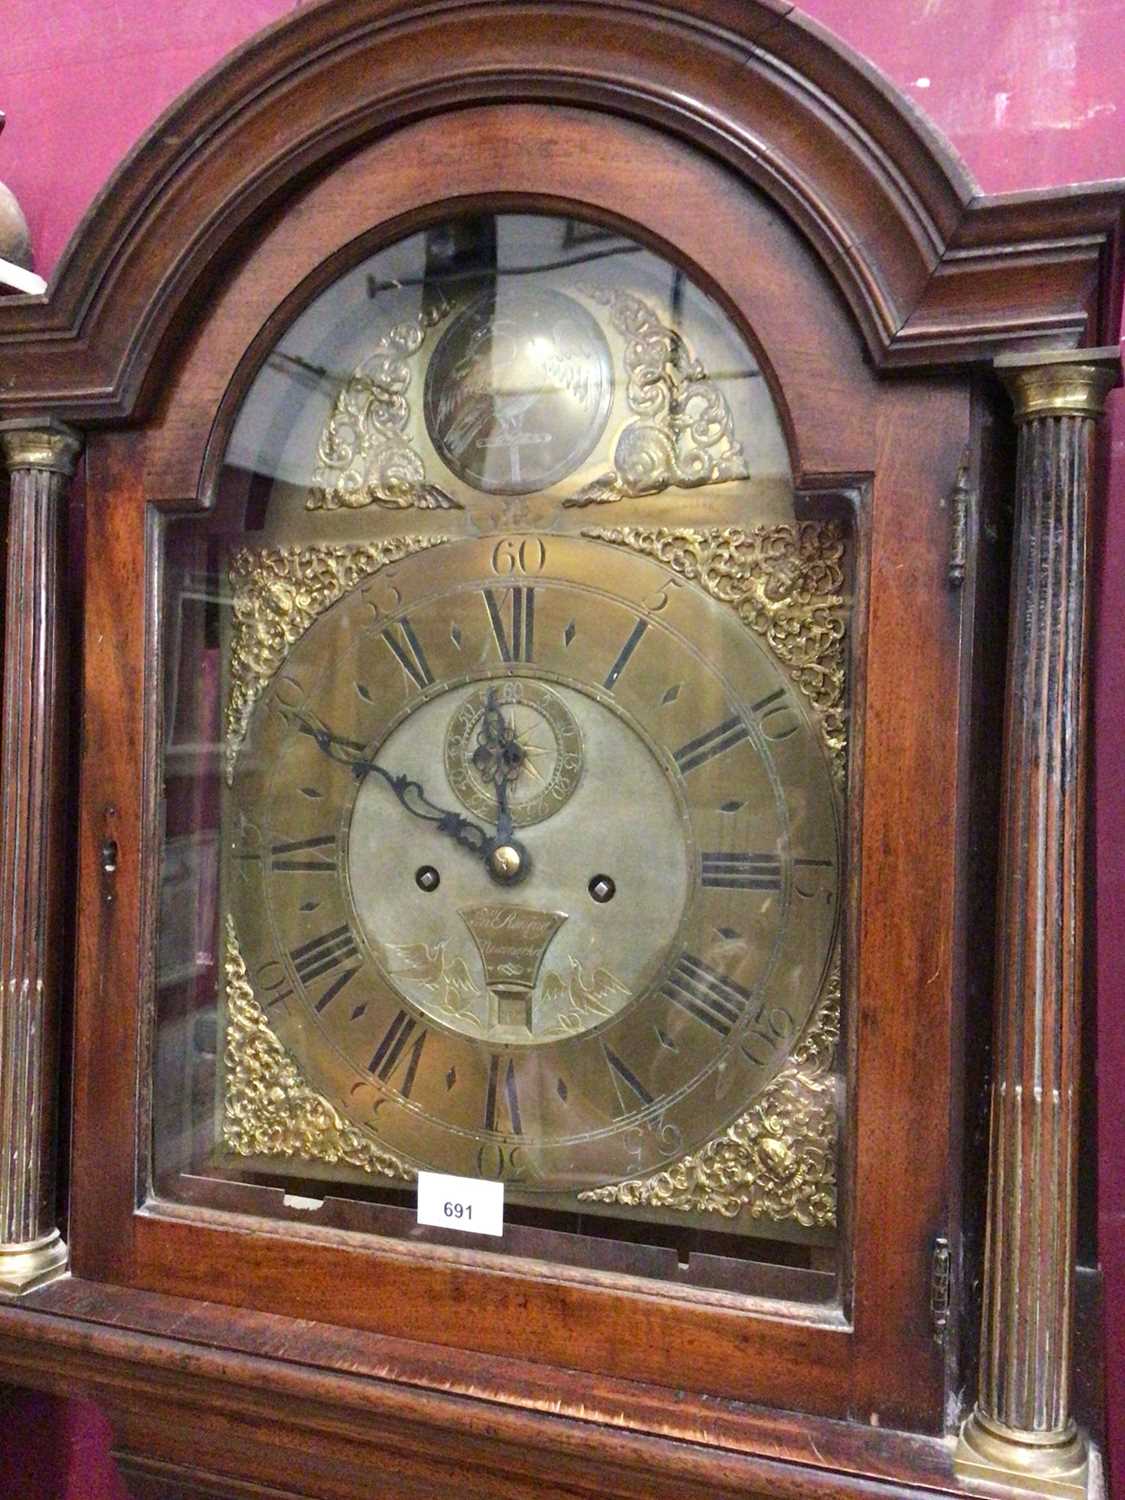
[0, 416, 83, 477]
[995, 346, 1121, 422]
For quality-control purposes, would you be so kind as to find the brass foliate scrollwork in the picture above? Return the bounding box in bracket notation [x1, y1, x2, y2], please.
[222, 918, 414, 1181]
[564, 287, 747, 506]
[225, 535, 448, 778]
[310, 307, 461, 512]
[578, 965, 840, 1228]
[583, 523, 847, 781]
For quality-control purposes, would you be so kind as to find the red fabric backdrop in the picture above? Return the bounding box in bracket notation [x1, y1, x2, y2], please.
[0, 1, 1121, 1494]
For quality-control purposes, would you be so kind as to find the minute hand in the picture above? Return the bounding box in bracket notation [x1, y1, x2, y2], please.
[285, 709, 496, 861]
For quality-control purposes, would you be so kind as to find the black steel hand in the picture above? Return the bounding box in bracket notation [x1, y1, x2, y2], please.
[472, 688, 522, 845]
[494, 762, 515, 846]
[283, 708, 495, 861]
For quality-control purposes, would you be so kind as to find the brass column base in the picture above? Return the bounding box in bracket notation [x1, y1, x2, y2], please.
[955, 1412, 1090, 1499]
[0, 1229, 69, 1295]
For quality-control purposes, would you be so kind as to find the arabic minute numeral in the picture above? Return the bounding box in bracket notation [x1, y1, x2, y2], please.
[749, 686, 800, 740]
[491, 536, 547, 575]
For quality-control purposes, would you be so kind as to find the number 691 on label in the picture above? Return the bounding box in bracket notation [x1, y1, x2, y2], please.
[417, 1171, 505, 1237]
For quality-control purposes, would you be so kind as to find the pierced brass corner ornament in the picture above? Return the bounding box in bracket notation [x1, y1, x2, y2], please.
[309, 304, 462, 511]
[955, 1413, 1090, 1500]
[995, 347, 1121, 422]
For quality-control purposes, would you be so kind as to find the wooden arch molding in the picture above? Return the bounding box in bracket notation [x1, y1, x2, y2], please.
[0, 0, 1123, 425]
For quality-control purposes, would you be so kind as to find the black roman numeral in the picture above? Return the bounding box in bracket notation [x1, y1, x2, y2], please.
[700, 851, 782, 890]
[483, 586, 535, 663]
[313, 964, 360, 1014]
[369, 1009, 428, 1098]
[270, 833, 336, 873]
[381, 617, 434, 690]
[484, 1054, 523, 1134]
[289, 925, 360, 988]
[661, 953, 752, 1038]
[602, 618, 648, 690]
[602, 1043, 655, 1114]
[673, 714, 750, 774]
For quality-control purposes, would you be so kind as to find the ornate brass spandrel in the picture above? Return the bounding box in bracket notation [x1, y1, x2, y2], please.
[578, 964, 840, 1229]
[564, 286, 747, 508]
[309, 306, 461, 512]
[224, 535, 448, 778]
[222, 917, 414, 1182]
[582, 523, 848, 782]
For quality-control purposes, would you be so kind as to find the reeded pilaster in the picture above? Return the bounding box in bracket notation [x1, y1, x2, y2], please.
[0, 416, 82, 1294]
[956, 349, 1120, 1497]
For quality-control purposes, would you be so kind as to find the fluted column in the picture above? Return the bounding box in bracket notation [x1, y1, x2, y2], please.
[0, 417, 82, 1294]
[956, 349, 1120, 1497]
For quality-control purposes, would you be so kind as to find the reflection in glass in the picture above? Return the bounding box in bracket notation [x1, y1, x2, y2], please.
[154, 213, 851, 1306]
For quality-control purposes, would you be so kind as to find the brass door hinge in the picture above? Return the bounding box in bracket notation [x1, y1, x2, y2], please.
[947, 449, 973, 588]
[931, 1235, 952, 1339]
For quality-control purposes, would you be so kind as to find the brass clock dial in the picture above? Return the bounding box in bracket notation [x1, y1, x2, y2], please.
[228, 534, 839, 1192]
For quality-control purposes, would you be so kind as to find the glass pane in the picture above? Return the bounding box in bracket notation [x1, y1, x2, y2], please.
[155, 212, 851, 1304]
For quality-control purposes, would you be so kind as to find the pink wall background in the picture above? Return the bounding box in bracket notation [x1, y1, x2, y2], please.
[0, 1, 1122, 1495]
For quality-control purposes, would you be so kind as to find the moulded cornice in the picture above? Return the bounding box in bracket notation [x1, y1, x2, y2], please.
[0, 0, 1121, 423]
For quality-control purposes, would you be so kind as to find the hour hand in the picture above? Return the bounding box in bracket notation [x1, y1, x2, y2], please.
[282, 707, 495, 862]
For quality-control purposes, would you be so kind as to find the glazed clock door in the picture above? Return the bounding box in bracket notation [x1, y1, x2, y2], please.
[156, 209, 846, 1271]
[72, 104, 968, 1431]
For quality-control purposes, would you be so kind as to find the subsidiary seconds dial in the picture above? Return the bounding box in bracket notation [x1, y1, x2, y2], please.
[228, 534, 840, 1190]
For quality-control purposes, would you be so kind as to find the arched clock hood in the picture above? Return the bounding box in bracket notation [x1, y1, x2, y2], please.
[0, 7, 1121, 1500]
[0, 0, 1121, 420]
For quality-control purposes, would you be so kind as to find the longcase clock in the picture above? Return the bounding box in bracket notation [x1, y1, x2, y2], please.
[0, 4, 1120, 1499]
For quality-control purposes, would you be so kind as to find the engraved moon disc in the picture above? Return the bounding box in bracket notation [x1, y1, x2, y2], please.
[423, 288, 614, 495]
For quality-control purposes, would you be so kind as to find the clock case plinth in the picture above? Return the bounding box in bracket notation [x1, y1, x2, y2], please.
[0, 2, 1120, 1498]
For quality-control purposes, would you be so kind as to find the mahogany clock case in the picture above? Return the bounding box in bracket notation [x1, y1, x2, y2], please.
[0, 2, 1119, 1498]
[58, 98, 977, 1434]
